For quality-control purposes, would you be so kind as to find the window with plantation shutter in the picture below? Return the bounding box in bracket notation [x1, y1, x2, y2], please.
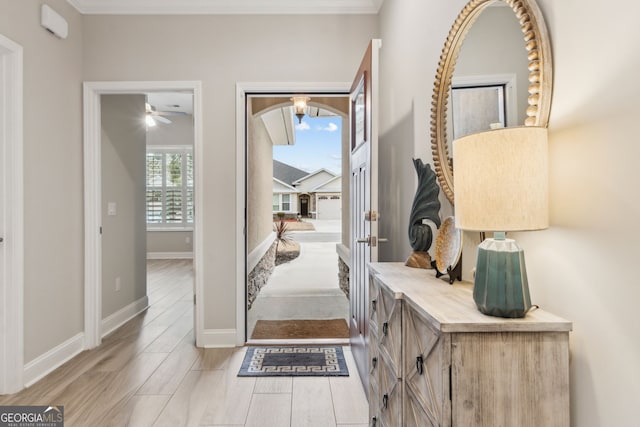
[146, 147, 194, 228]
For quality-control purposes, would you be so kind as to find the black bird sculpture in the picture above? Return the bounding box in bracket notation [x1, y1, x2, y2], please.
[405, 158, 441, 268]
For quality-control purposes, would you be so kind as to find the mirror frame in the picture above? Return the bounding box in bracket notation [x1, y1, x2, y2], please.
[430, 0, 553, 205]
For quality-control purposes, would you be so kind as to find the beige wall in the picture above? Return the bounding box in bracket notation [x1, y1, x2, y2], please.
[247, 109, 275, 254]
[378, 0, 640, 425]
[82, 14, 378, 330]
[0, 0, 85, 363]
[147, 231, 193, 254]
[101, 95, 147, 319]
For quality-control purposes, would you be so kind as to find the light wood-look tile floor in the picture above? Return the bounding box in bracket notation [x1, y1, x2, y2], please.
[0, 260, 369, 427]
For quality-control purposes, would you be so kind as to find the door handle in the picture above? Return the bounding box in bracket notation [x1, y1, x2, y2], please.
[356, 236, 388, 247]
[416, 355, 424, 375]
[356, 236, 371, 245]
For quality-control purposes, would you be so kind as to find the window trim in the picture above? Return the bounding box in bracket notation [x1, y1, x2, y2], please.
[272, 192, 296, 213]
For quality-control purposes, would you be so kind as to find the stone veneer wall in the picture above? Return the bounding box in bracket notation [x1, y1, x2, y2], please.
[338, 257, 350, 299]
[247, 241, 277, 309]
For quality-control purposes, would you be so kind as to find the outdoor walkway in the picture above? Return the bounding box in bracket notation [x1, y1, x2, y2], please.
[247, 219, 349, 339]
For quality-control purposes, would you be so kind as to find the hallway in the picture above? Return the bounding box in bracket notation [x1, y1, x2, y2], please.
[0, 260, 367, 426]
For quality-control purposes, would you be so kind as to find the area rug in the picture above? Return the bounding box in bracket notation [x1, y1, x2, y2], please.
[238, 346, 349, 377]
[250, 319, 349, 340]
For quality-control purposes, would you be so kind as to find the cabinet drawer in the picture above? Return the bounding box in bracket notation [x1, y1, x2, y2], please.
[369, 367, 380, 426]
[403, 302, 450, 427]
[376, 283, 402, 372]
[368, 334, 380, 391]
[369, 275, 381, 336]
[376, 353, 402, 427]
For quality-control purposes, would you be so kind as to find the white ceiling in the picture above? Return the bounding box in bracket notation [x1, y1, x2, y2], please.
[66, 0, 384, 15]
[146, 92, 193, 114]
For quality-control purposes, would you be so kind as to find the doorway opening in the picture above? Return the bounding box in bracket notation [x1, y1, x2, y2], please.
[83, 81, 204, 350]
[244, 91, 350, 343]
[144, 92, 196, 349]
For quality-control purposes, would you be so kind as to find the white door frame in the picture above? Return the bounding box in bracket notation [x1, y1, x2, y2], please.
[235, 81, 349, 344]
[0, 33, 24, 394]
[83, 81, 204, 349]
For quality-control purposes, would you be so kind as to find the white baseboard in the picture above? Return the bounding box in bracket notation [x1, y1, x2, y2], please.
[101, 296, 149, 338]
[23, 332, 85, 387]
[199, 329, 237, 348]
[147, 252, 193, 260]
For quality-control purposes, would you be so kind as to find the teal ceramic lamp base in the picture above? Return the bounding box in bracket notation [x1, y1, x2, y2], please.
[473, 232, 532, 318]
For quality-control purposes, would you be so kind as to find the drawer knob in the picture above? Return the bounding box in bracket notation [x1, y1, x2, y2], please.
[382, 321, 389, 336]
[382, 393, 389, 409]
[416, 355, 424, 375]
[372, 357, 378, 369]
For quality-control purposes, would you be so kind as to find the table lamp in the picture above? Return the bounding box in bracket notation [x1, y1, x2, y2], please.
[453, 127, 548, 318]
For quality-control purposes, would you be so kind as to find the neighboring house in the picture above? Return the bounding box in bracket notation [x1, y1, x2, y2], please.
[272, 177, 299, 216]
[273, 160, 341, 219]
[312, 175, 342, 220]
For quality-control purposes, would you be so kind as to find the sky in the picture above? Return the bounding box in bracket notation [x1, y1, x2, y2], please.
[272, 116, 342, 174]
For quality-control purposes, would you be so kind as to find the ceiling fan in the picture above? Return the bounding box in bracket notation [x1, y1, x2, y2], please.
[145, 102, 174, 126]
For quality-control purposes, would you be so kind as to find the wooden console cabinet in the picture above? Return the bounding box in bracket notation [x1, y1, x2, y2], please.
[367, 263, 571, 427]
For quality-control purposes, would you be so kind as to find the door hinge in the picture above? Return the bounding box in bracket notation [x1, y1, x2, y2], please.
[364, 210, 378, 222]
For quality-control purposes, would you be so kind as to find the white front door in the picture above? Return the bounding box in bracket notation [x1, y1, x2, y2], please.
[349, 39, 381, 392]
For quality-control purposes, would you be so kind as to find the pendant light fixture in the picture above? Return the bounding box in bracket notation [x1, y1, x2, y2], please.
[291, 96, 310, 123]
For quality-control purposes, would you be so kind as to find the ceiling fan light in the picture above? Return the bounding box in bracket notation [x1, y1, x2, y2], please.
[145, 114, 157, 127]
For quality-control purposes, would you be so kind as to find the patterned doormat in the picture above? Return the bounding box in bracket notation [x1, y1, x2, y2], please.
[237, 346, 349, 377]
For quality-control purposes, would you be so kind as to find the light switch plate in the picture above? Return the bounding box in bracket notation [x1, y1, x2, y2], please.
[107, 202, 117, 216]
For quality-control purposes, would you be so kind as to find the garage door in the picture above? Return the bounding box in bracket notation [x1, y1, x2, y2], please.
[317, 195, 341, 220]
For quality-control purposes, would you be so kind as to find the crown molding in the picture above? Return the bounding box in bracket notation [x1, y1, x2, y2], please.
[66, 0, 383, 15]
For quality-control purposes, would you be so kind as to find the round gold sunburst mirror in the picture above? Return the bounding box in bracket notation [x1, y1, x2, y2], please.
[431, 0, 553, 205]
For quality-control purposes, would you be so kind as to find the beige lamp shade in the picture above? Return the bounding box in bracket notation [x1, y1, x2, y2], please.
[453, 127, 549, 232]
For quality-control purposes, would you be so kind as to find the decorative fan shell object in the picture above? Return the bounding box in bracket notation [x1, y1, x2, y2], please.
[434, 216, 463, 283]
